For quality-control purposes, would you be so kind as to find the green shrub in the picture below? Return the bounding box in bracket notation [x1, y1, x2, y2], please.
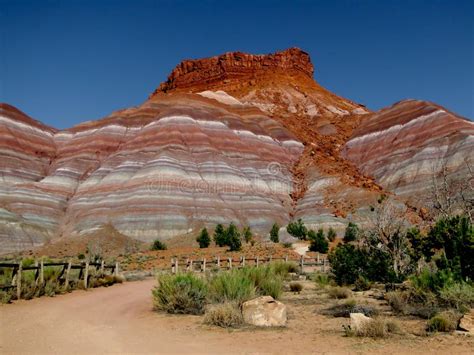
[327, 227, 337, 242]
[243, 226, 253, 244]
[259, 277, 283, 299]
[196, 228, 211, 248]
[313, 272, 331, 287]
[270, 223, 280, 243]
[152, 273, 208, 314]
[0, 290, 12, 304]
[287, 218, 307, 240]
[386, 291, 409, 315]
[308, 229, 329, 253]
[427, 311, 460, 332]
[439, 282, 474, 311]
[269, 261, 297, 277]
[226, 223, 242, 251]
[290, 282, 303, 293]
[213, 224, 227, 247]
[354, 276, 371, 291]
[209, 270, 255, 304]
[328, 244, 366, 285]
[204, 302, 243, 328]
[343, 222, 359, 243]
[328, 286, 351, 299]
[282, 242, 292, 248]
[151, 239, 167, 251]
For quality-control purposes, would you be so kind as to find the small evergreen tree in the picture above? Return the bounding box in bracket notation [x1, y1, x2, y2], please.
[151, 239, 167, 251]
[214, 224, 227, 247]
[243, 226, 253, 243]
[196, 228, 211, 248]
[270, 223, 280, 243]
[287, 218, 308, 240]
[327, 227, 337, 242]
[343, 222, 359, 243]
[226, 222, 242, 251]
[308, 228, 329, 253]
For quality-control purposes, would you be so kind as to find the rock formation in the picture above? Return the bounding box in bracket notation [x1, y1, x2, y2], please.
[0, 48, 472, 253]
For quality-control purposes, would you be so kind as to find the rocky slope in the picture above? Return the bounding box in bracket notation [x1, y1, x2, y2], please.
[0, 48, 472, 253]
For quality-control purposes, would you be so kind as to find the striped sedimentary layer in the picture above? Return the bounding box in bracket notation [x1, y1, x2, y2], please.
[343, 100, 474, 206]
[0, 96, 303, 252]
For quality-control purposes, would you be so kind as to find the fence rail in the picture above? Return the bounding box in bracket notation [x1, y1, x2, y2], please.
[170, 254, 328, 274]
[0, 260, 120, 299]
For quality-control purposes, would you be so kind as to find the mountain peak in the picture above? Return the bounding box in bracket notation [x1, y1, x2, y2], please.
[151, 47, 314, 96]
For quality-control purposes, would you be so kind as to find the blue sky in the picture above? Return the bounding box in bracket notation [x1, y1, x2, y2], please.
[1, 0, 473, 128]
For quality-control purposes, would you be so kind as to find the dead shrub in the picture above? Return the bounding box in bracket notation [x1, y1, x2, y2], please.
[345, 317, 400, 338]
[289, 282, 303, 293]
[203, 302, 243, 328]
[328, 286, 352, 299]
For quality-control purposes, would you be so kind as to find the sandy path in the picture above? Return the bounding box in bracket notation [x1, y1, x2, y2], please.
[1, 279, 472, 354]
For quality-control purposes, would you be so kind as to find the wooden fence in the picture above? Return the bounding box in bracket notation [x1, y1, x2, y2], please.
[0, 260, 120, 299]
[170, 254, 329, 274]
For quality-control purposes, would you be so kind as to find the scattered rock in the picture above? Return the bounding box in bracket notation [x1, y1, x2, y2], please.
[350, 312, 372, 331]
[242, 296, 287, 327]
[459, 309, 474, 334]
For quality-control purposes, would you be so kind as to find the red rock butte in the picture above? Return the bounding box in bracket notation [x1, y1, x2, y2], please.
[0, 48, 472, 253]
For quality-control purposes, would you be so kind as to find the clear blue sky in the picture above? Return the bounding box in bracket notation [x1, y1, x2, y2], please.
[1, 0, 472, 129]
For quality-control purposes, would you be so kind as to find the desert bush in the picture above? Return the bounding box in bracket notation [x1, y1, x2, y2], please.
[152, 273, 208, 314]
[313, 272, 331, 287]
[0, 290, 12, 304]
[290, 282, 303, 293]
[328, 286, 352, 299]
[203, 302, 243, 328]
[439, 282, 474, 311]
[270, 223, 280, 243]
[270, 261, 298, 277]
[308, 229, 329, 253]
[243, 226, 253, 244]
[287, 218, 307, 240]
[327, 227, 337, 242]
[209, 270, 255, 304]
[354, 276, 371, 291]
[282, 242, 292, 248]
[150, 239, 167, 251]
[345, 317, 399, 338]
[260, 277, 283, 299]
[386, 291, 409, 315]
[343, 222, 359, 243]
[385, 290, 439, 318]
[426, 310, 460, 332]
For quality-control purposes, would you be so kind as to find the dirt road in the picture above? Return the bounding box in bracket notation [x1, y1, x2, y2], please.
[1, 279, 472, 354]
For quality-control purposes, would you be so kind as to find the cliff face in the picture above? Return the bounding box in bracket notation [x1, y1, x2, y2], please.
[0, 48, 472, 253]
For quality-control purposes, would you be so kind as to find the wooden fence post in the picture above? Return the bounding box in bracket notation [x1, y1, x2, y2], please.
[300, 255, 304, 273]
[216, 256, 220, 269]
[228, 257, 232, 269]
[65, 260, 72, 289]
[256, 256, 259, 267]
[202, 258, 206, 272]
[317, 253, 320, 264]
[241, 256, 245, 267]
[285, 255, 288, 263]
[114, 262, 119, 276]
[101, 260, 105, 274]
[39, 258, 44, 285]
[189, 259, 193, 272]
[17, 262, 22, 300]
[84, 262, 89, 289]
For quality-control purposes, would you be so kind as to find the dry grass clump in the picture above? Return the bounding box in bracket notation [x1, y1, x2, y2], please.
[203, 302, 243, 328]
[345, 317, 400, 338]
[426, 310, 460, 332]
[328, 286, 352, 299]
[290, 282, 303, 293]
[0, 290, 12, 304]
